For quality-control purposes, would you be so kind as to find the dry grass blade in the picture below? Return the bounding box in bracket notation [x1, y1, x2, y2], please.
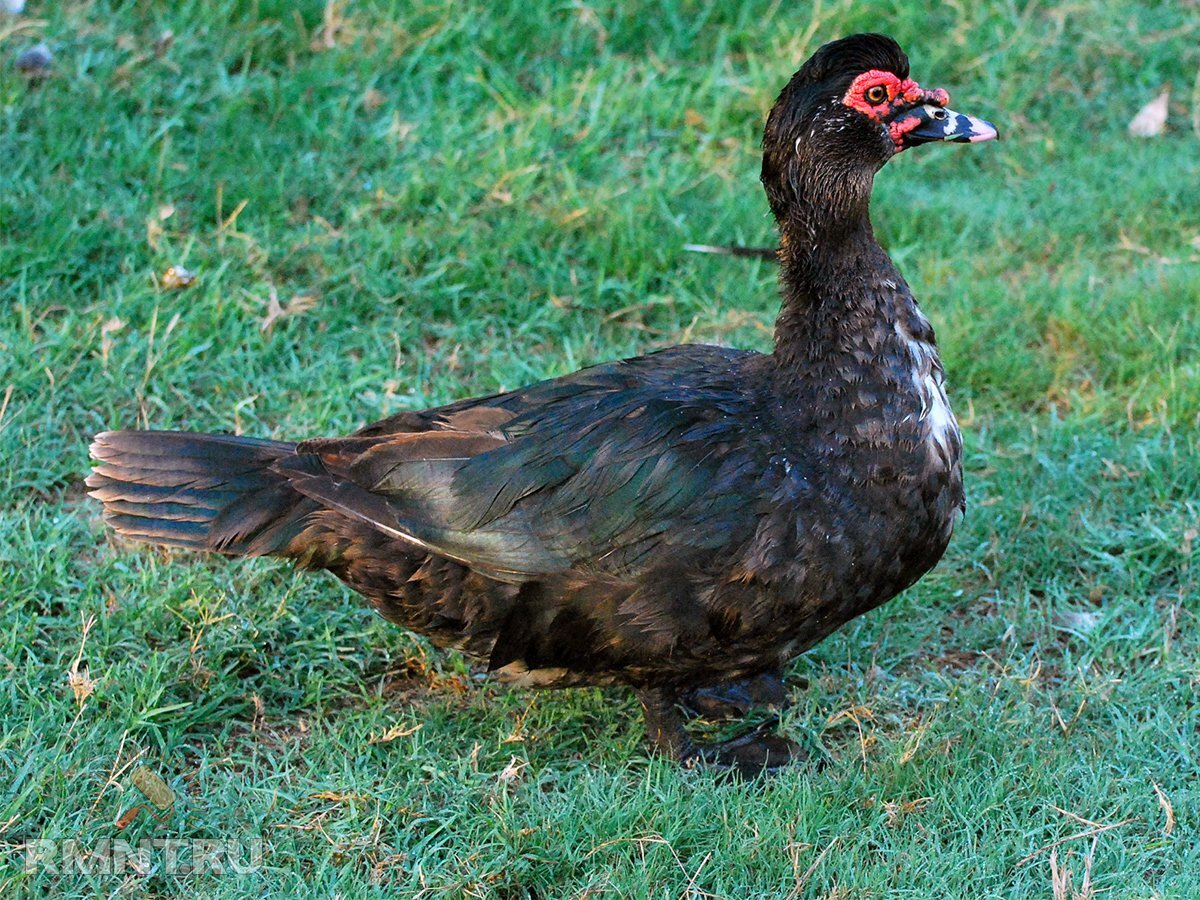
[1151, 781, 1175, 835]
[0, 384, 13, 435]
[67, 612, 98, 709]
[367, 723, 422, 745]
[683, 243, 778, 260]
[1018, 819, 1130, 867]
[1049, 842, 1098, 900]
[787, 836, 840, 898]
[1192, 61, 1200, 138]
[258, 286, 318, 334]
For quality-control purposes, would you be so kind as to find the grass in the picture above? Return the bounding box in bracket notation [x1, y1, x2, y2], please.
[2, 0, 1199, 895]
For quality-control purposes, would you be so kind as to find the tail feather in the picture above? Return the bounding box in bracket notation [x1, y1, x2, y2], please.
[87, 430, 307, 557]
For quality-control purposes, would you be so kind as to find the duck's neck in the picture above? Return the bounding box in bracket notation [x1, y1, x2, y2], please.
[771, 199, 911, 371]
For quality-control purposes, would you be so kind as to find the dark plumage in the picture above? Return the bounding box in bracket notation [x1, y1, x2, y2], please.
[88, 34, 997, 775]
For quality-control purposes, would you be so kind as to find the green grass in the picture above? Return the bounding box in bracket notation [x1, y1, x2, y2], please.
[3, 0, 1199, 895]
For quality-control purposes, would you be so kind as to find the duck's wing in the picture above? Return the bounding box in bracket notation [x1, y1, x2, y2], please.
[282, 346, 771, 583]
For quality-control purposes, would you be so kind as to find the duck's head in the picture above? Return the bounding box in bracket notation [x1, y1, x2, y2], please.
[761, 34, 997, 229]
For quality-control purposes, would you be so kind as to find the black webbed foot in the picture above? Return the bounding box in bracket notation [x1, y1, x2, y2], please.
[682, 717, 807, 777]
[678, 672, 789, 721]
[637, 686, 808, 778]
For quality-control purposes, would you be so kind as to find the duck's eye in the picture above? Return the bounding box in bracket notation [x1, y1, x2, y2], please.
[864, 85, 888, 105]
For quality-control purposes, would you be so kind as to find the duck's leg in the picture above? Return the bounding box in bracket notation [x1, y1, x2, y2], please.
[637, 686, 698, 761]
[678, 671, 789, 721]
[636, 685, 805, 777]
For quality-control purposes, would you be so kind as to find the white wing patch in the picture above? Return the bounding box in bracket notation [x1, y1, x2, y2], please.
[895, 316, 960, 464]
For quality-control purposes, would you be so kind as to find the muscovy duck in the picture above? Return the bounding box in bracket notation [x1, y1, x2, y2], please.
[88, 34, 996, 775]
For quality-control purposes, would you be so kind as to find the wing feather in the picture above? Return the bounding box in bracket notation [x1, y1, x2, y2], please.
[284, 346, 771, 581]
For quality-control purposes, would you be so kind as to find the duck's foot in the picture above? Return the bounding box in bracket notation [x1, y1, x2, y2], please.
[683, 717, 807, 777]
[678, 672, 788, 721]
[637, 687, 807, 778]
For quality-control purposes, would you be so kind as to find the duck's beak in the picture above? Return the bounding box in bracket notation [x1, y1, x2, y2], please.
[889, 102, 998, 149]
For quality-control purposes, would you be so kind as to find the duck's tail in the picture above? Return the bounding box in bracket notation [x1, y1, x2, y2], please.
[86, 430, 314, 558]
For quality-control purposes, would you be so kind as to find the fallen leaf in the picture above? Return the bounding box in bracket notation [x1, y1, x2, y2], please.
[1129, 89, 1169, 137]
[129, 765, 175, 810]
[1054, 609, 1101, 635]
[159, 265, 196, 290]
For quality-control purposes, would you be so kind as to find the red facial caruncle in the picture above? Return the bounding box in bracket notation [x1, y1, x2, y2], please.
[842, 70, 952, 150]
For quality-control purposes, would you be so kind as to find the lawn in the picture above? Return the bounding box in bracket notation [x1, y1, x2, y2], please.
[2, 0, 1199, 896]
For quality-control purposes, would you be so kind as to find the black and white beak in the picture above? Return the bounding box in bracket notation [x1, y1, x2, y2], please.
[891, 103, 998, 147]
